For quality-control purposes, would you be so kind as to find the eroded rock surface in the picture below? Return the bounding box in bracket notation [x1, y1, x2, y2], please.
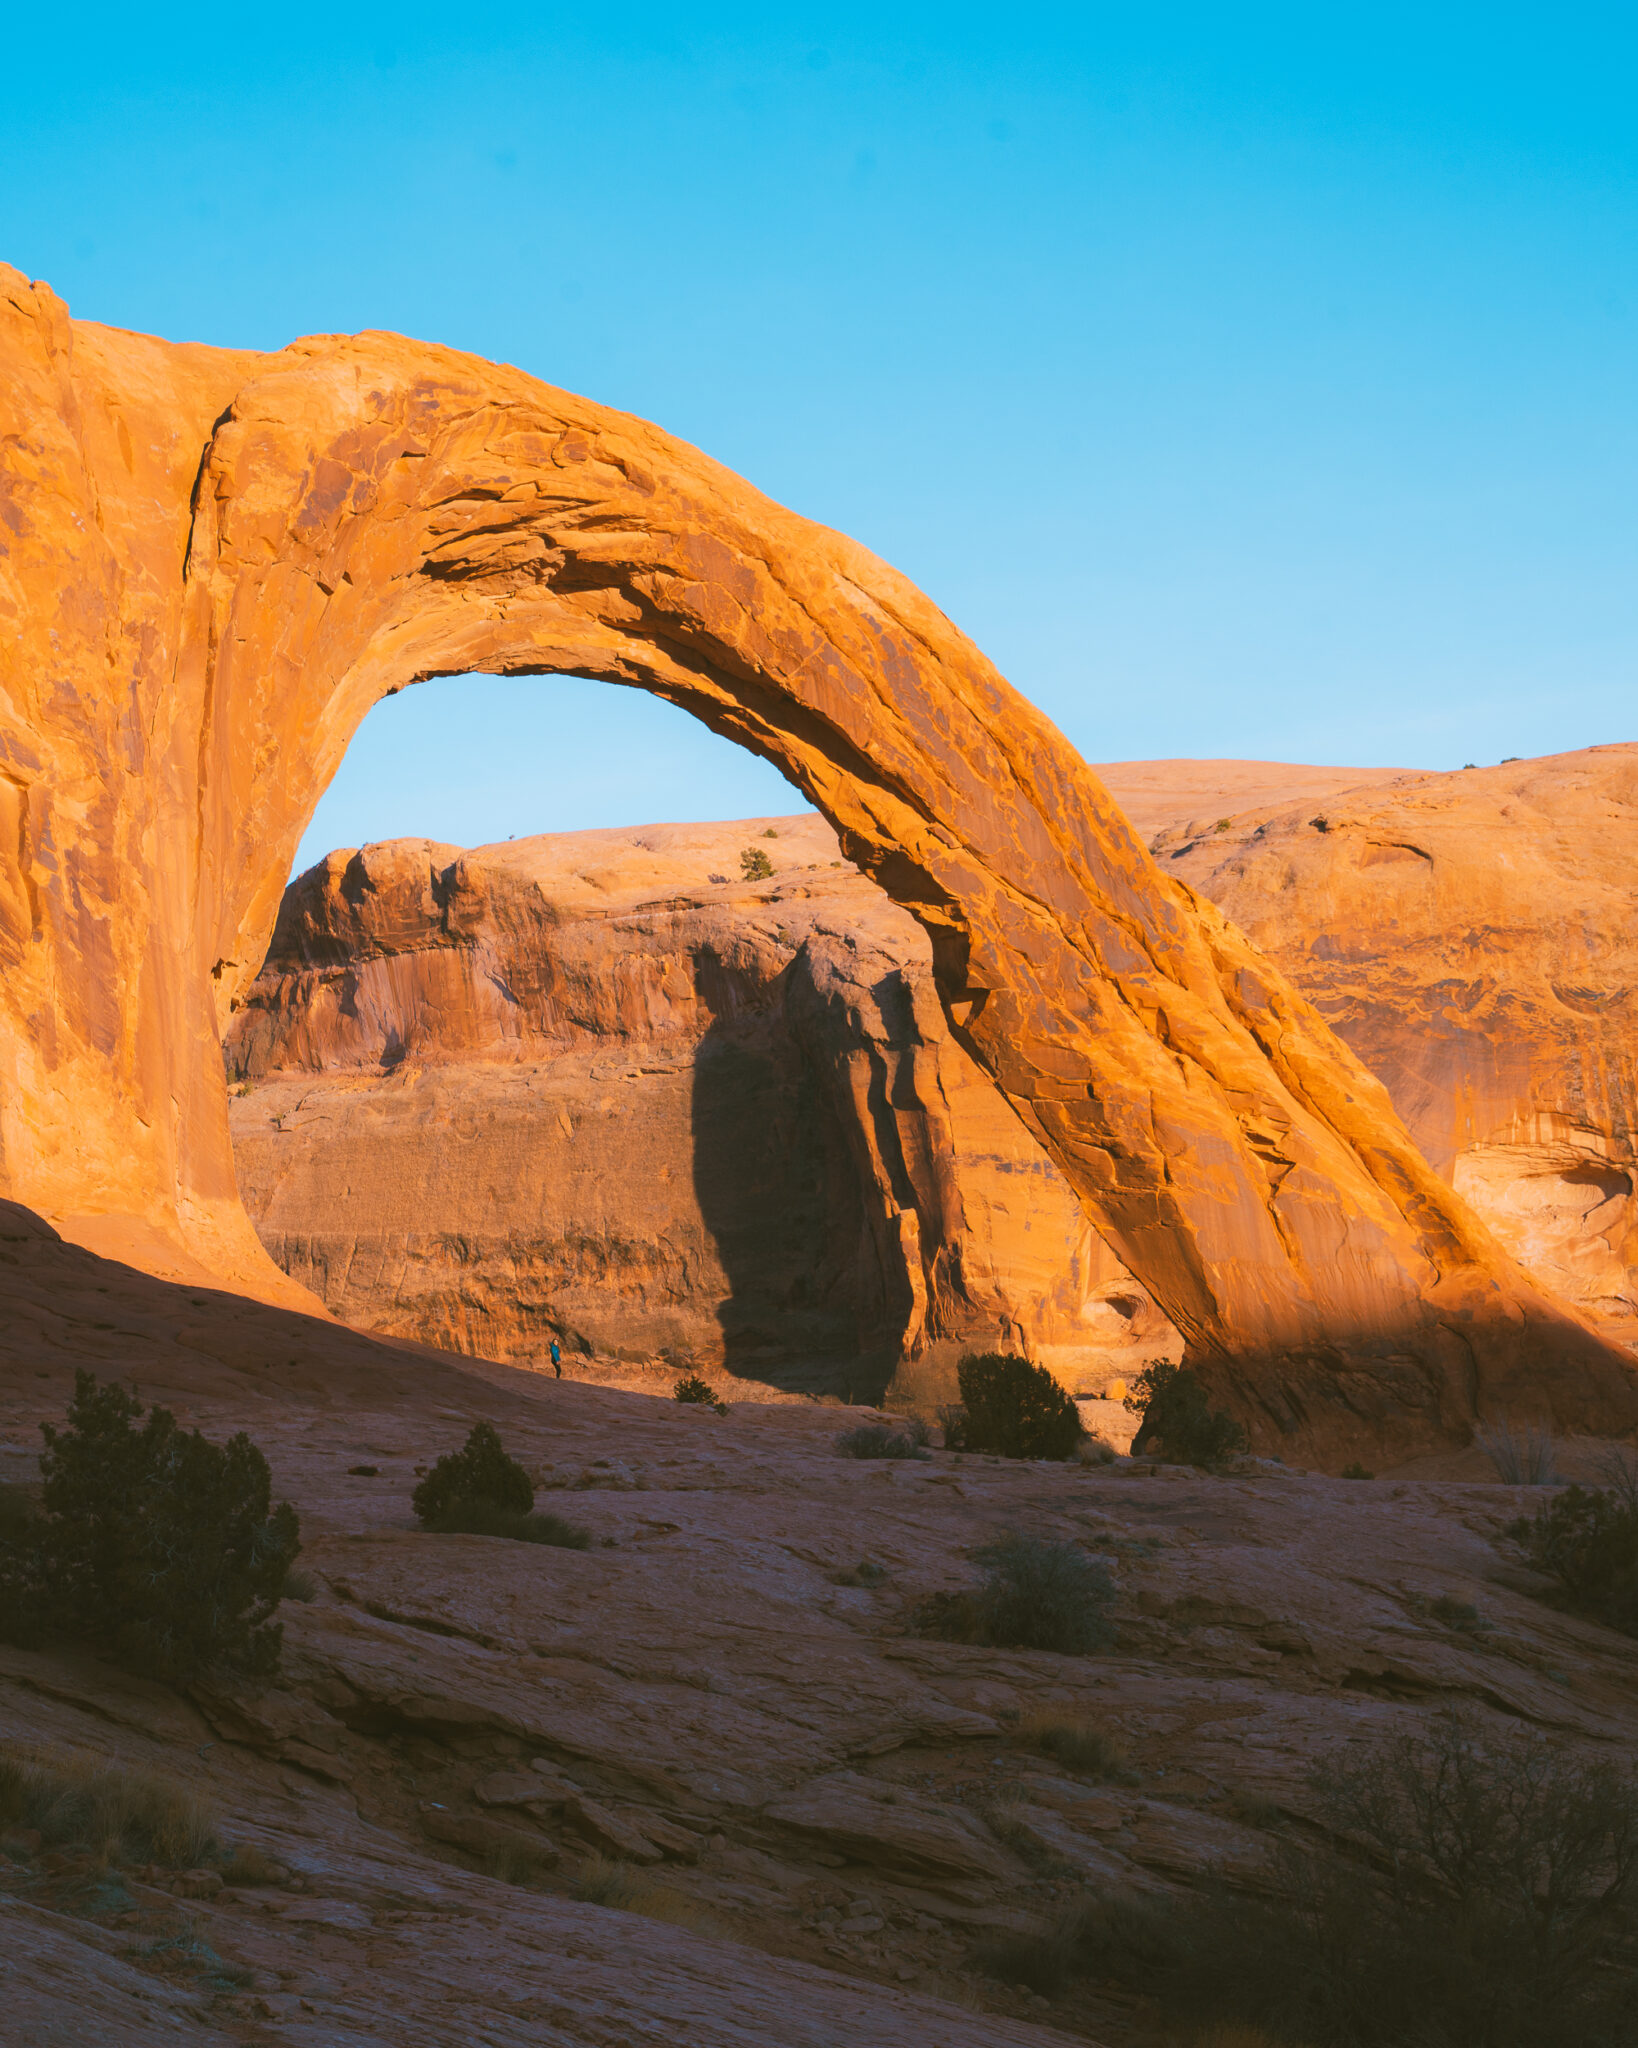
[1, 265, 1633, 1459]
[226, 815, 1181, 1402]
[1164, 746, 1638, 1339]
[3, 1209, 1636, 2045]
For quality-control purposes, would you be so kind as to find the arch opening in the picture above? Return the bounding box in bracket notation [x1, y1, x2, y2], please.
[228, 671, 1182, 1413]
[3, 276, 1631, 1465]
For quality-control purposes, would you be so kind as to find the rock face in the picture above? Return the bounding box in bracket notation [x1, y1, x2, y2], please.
[1162, 746, 1638, 1340]
[226, 815, 1181, 1399]
[1, 264, 1633, 1462]
[6, 1206, 1638, 2046]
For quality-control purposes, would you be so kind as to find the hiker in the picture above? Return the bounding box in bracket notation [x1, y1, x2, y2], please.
[550, 1339, 562, 1378]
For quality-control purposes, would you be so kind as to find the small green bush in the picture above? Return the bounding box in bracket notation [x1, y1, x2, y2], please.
[739, 846, 774, 881]
[1341, 1462, 1375, 1480]
[412, 1422, 533, 1525]
[1511, 1483, 1638, 1637]
[915, 1535, 1115, 1655]
[943, 1353, 1083, 1460]
[421, 1498, 591, 1548]
[1124, 1360, 1247, 1467]
[673, 1372, 722, 1408]
[834, 1422, 930, 1461]
[0, 1372, 298, 1681]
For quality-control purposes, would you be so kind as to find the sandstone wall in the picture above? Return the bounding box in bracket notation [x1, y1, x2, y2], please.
[1162, 746, 1638, 1339]
[226, 815, 1180, 1402]
[3, 263, 1633, 1463]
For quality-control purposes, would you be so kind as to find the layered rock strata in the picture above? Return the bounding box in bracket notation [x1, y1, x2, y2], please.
[1, 264, 1633, 1459]
[1162, 745, 1638, 1340]
[226, 815, 1181, 1401]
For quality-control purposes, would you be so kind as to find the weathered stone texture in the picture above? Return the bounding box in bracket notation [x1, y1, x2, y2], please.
[1162, 746, 1638, 1338]
[225, 815, 1181, 1398]
[1, 264, 1633, 1459]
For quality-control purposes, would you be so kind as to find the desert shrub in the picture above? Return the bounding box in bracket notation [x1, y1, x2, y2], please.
[915, 1536, 1115, 1655]
[971, 1922, 1078, 1996]
[739, 846, 774, 880]
[217, 1841, 288, 1886]
[1476, 1421, 1560, 1486]
[1016, 1711, 1136, 1781]
[834, 1422, 930, 1461]
[1064, 1720, 1638, 2046]
[943, 1353, 1083, 1460]
[1074, 1435, 1117, 1466]
[0, 1744, 216, 1869]
[1124, 1360, 1247, 1467]
[421, 1497, 591, 1548]
[672, 1373, 727, 1413]
[412, 1421, 533, 1525]
[0, 1372, 299, 1681]
[1341, 1462, 1375, 1480]
[1511, 1484, 1638, 1637]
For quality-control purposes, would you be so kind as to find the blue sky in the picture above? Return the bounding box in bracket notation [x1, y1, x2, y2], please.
[6, 5, 1634, 867]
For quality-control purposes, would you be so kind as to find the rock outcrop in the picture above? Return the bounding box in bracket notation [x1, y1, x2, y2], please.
[1, 263, 1633, 1461]
[226, 815, 1182, 1402]
[5, 1205, 1638, 2045]
[1162, 746, 1638, 1341]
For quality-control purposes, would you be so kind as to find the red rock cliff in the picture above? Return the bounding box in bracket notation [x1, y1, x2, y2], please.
[1161, 746, 1638, 1343]
[1, 264, 1632, 1462]
[226, 815, 1182, 1404]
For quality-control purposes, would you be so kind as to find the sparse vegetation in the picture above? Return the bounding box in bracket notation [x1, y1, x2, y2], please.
[1124, 1359, 1248, 1468]
[1015, 1711, 1137, 1781]
[412, 1421, 533, 1525]
[941, 1353, 1084, 1460]
[1476, 1421, 1560, 1486]
[572, 1853, 720, 1932]
[0, 1371, 299, 1681]
[410, 1422, 589, 1545]
[1001, 1720, 1638, 2044]
[0, 1743, 216, 1871]
[833, 1420, 931, 1461]
[914, 1535, 1116, 1654]
[673, 1372, 727, 1413]
[1341, 1462, 1375, 1480]
[1511, 1481, 1638, 1637]
[739, 846, 774, 880]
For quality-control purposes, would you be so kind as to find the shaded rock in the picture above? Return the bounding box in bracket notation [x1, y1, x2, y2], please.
[419, 1806, 558, 1869]
[226, 817, 1183, 1402]
[763, 1772, 1014, 1894]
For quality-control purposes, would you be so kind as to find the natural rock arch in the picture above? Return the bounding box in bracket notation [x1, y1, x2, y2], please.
[1, 266, 1632, 1459]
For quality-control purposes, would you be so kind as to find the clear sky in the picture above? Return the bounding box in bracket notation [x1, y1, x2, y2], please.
[6, 4, 1634, 869]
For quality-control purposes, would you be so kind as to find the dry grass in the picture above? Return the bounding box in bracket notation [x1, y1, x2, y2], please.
[570, 1853, 722, 1934]
[0, 1743, 215, 1870]
[1014, 1710, 1137, 1781]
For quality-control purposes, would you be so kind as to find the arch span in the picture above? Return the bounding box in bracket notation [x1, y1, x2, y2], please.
[1, 266, 1632, 1459]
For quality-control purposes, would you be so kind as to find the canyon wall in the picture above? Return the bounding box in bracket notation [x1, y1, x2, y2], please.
[1161, 746, 1638, 1344]
[226, 816, 1181, 1403]
[2, 263, 1634, 1461]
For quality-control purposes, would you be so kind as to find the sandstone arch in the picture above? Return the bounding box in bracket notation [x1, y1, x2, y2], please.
[1, 266, 1632, 1460]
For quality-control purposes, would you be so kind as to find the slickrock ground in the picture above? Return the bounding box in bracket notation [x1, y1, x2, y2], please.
[226, 814, 1181, 1418]
[1096, 758, 1412, 843]
[1163, 745, 1638, 1342]
[6, 1203, 1637, 2045]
